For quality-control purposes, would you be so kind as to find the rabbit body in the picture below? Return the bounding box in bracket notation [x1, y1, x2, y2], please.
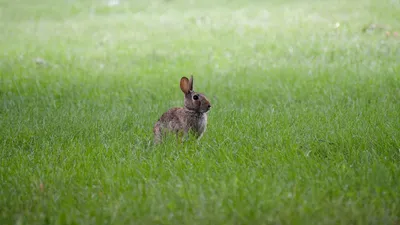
[153, 76, 211, 143]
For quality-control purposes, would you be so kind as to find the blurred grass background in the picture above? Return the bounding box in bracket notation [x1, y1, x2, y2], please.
[0, 0, 399, 224]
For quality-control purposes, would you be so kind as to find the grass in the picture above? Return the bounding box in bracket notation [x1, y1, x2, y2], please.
[1, 0, 400, 224]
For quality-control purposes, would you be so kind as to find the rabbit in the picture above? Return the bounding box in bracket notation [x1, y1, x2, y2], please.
[153, 75, 211, 144]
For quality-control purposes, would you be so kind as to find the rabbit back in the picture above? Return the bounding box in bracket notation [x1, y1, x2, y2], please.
[153, 107, 208, 143]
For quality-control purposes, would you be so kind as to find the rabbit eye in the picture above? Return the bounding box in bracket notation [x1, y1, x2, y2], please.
[193, 95, 199, 100]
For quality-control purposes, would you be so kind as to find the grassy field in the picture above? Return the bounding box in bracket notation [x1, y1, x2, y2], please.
[1, 0, 399, 224]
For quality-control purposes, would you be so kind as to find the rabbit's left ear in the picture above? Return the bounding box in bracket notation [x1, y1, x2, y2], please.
[180, 77, 190, 94]
[189, 75, 194, 91]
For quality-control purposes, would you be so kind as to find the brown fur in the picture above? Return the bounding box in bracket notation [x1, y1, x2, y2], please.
[153, 76, 211, 144]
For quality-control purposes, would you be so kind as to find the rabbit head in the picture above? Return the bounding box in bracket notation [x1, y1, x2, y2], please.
[180, 75, 211, 113]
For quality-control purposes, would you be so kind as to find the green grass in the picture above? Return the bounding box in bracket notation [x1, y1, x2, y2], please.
[1, 0, 400, 224]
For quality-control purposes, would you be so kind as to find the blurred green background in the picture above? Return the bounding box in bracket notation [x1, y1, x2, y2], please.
[0, 0, 399, 224]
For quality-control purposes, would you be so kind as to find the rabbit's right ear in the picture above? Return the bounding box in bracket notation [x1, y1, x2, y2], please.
[189, 75, 193, 91]
[180, 77, 190, 94]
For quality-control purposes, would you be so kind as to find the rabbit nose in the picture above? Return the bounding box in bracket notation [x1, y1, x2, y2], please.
[207, 104, 211, 109]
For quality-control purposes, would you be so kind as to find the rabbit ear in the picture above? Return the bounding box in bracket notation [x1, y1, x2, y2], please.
[180, 77, 190, 94]
[189, 75, 194, 91]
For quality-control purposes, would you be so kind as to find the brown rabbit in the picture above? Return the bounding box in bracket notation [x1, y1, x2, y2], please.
[153, 75, 211, 144]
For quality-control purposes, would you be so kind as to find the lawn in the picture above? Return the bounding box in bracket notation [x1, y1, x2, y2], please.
[0, 0, 399, 224]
